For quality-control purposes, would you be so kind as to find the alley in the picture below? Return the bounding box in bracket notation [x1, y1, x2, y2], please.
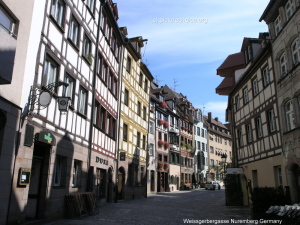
[45, 189, 253, 225]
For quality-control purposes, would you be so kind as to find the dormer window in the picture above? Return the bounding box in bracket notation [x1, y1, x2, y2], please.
[159, 95, 164, 102]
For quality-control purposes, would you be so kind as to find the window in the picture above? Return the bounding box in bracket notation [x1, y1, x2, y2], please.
[51, 0, 65, 27]
[256, 117, 263, 138]
[64, 74, 75, 105]
[110, 34, 116, 51]
[274, 166, 283, 187]
[274, 15, 282, 36]
[126, 57, 131, 73]
[86, 0, 95, 13]
[124, 89, 129, 106]
[78, 86, 87, 115]
[53, 156, 63, 186]
[144, 79, 148, 93]
[202, 143, 205, 151]
[235, 95, 240, 111]
[123, 123, 128, 141]
[102, 63, 107, 83]
[268, 109, 276, 132]
[246, 124, 252, 143]
[285, 100, 295, 131]
[280, 53, 287, 77]
[83, 34, 92, 58]
[248, 46, 251, 61]
[137, 101, 141, 116]
[99, 107, 106, 130]
[105, 22, 111, 39]
[238, 129, 243, 147]
[137, 132, 141, 147]
[210, 146, 214, 154]
[291, 39, 300, 65]
[142, 135, 146, 149]
[109, 117, 116, 138]
[139, 73, 143, 86]
[68, 17, 79, 46]
[140, 166, 145, 185]
[210, 159, 214, 166]
[149, 121, 154, 133]
[263, 67, 271, 86]
[149, 143, 154, 155]
[201, 129, 204, 137]
[253, 78, 259, 96]
[243, 87, 249, 104]
[285, 0, 295, 20]
[197, 127, 200, 136]
[143, 106, 146, 120]
[72, 160, 81, 187]
[0, 4, 17, 36]
[43, 56, 58, 87]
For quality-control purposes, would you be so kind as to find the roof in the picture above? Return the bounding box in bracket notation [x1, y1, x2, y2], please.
[217, 52, 244, 74]
[216, 76, 234, 95]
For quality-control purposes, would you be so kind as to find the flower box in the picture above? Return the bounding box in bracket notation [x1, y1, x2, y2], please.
[158, 140, 164, 147]
[159, 101, 168, 108]
[157, 119, 164, 125]
[163, 121, 169, 128]
[164, 141, 170, 149]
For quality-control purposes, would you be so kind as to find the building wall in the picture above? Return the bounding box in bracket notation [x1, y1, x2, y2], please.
[267, 1, 300, 203]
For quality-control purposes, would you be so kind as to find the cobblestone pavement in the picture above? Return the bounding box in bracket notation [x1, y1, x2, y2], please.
[45, 189, 255, 225]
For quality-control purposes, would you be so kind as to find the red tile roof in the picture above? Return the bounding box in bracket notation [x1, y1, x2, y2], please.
[217, 52, 244, 76]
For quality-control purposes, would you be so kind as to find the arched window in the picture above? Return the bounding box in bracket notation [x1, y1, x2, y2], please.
[285, 100, 295, 131]
[280, 53, 287, 77]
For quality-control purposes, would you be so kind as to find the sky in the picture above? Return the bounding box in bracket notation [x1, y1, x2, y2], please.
[115, 0, 270, 123]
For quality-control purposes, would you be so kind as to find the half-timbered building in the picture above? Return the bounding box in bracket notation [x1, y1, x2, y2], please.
[225, 33, 285, 195]
[4, 0, 124, 223]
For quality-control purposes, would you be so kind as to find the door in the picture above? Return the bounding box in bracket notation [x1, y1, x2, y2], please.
[117, 173, 123, 200]
[27, 157, 42, 218]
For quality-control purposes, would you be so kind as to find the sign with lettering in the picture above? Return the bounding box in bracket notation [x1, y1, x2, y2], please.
[35, 129, 56, 146]
[227, 168, 243, 174]
[96, 156, 108, 165]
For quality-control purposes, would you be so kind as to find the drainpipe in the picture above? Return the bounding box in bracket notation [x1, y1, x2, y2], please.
[87, 0, 107, 192]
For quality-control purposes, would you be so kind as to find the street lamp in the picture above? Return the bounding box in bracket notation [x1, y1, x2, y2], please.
[221, 153, 227, 179]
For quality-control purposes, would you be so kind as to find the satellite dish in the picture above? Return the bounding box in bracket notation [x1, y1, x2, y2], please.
[39, 92, 51, 107]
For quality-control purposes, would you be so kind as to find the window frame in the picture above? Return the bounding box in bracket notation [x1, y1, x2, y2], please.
[246, 124, 252, 143]
[82, 34, 92, 61]
[0, 4, 17, 37]
[274, 15, 282, 36]
[42, 55, 59, 88]
[68, 16, 80, 48]
[280, 53, 287, 77]
[243, 86, 249, 104]
[72, 160, 81, 187]
[268, 109, 276, 132]
[291, 38, 300, 66]
[64, 73, 75, 106]
[262, 66, 271, 87]
[126, 57, 131, 73]
[256, 117, 263, 138]
[78, 86, 88, 115]
[123, 123, 128, 141]
[50, 0, 65, 28]
[285, 100, 295, 131]
[285, 0, 295, 21]
[252, 78, 259, 97]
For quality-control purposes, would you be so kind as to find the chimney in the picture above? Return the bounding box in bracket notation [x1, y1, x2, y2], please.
[215, 117, 218, 122]
[208, 112, 212, 123]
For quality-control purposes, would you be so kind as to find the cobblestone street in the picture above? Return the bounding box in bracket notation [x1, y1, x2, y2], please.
[45, 189, 254, 225]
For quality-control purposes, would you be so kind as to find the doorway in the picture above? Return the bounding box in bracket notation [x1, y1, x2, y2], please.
[27, 143, 50, 219]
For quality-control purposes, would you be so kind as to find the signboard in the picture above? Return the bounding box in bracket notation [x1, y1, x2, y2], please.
[120, 152, 126, 161]
[19, 167, 31, 185]
[35, 129, 56, 146]
[227, 168, 243, 174]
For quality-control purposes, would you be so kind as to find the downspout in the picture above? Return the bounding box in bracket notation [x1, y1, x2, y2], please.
[87, 0, 106, 191]
[114, 36, 126, 203]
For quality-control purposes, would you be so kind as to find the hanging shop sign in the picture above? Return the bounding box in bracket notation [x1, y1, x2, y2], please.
[35, 129, 56, 146]
[95, 156, 108, 165]
[120, 152, 126, 161]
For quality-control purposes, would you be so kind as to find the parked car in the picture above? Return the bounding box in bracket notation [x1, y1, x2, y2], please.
[205, 181, 220, 190]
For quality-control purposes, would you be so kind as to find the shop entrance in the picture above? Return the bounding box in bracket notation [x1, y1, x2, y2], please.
[27, 143, 51, 219]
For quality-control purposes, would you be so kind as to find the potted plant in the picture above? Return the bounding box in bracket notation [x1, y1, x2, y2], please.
[86, 53, 94, 65]
[160, 101, 168, 108]
[157, 119, 164, 126]
[164, 141, 170, 149]
[163, 121, 169, 128]
[150, 108, 155, 113]
[163, 163, 169, 170]
[158, 161, 163, 169]
[158, 140, 164, 147]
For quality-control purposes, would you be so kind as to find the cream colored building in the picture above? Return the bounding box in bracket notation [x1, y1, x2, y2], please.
[260, 0, 300, 203]
[205, 113, 232, 182]
[118, 33, 153, 200]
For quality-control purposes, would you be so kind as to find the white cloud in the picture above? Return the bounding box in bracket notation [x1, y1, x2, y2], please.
[198, 101, 228, 124]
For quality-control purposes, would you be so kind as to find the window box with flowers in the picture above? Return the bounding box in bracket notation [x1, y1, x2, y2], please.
[163, 163, 169, 171]
[189, 130, 193, 134]
[159, 101, 168, 108]
[157, 119, 164, 126]
[163, 121, 169, 128]
[158, 140, 164, 147]
[150, 108, 155, 113]
[158, 161, 163, 169]
[164, 141, 170, 149]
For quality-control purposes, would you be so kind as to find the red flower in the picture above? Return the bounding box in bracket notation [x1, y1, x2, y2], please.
[157, 119, 164, 125]
[164, 141, 170, 149]
[158, 140, 164, 147]
[160, 101, 168, 108]
[163, 121, 169, 128]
